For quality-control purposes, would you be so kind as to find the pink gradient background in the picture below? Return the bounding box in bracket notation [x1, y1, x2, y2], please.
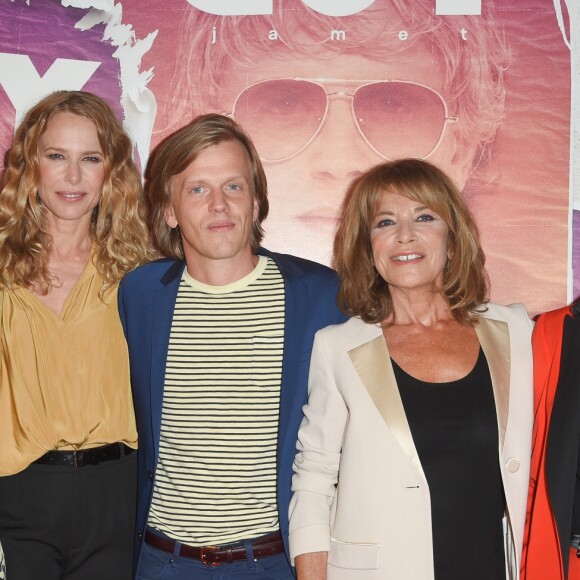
[0, 0, 572, 317]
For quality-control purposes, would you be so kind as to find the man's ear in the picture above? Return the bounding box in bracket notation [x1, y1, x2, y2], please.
[164, 203, 178, 229]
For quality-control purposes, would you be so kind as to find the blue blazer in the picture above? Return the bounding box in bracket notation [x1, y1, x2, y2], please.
[118, 249, 346, 570]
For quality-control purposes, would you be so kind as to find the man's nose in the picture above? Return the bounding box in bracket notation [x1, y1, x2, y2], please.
[208, 188, 228, 212]
[304, 95, 382, 183]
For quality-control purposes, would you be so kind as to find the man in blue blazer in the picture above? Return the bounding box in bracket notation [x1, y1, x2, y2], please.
[118, 114, 345, 579]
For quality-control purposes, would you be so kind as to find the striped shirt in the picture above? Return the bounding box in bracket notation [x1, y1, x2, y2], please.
[147, 256, 285, 545]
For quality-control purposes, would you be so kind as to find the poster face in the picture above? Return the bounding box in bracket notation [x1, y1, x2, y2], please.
[0, 0, 572, 317]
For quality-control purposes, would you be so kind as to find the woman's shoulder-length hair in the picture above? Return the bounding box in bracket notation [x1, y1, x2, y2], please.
[334, 158, 489, 325]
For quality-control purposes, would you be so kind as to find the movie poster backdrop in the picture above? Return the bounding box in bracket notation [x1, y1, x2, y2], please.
[0, 0, 572, 317]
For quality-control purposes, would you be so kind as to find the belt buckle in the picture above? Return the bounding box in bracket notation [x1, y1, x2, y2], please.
[200, 546, 221, 567]
[73, 450, 93, 467]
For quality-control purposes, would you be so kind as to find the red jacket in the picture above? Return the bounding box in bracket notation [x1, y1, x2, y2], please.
[523, 306, 580, 580]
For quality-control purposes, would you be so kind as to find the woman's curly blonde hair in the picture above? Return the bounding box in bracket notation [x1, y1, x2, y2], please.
[0, 91, 155, 293]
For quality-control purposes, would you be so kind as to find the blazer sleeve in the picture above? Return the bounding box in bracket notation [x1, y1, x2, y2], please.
[288, 329, 348, 562]
[522, 308, 568, 579]
[528, 309, 566, 503]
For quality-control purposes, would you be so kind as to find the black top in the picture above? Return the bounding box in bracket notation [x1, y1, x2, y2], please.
[394, 348, 506, 580]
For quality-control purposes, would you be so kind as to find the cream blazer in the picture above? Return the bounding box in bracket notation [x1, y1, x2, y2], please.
[289, 303, 533, 580]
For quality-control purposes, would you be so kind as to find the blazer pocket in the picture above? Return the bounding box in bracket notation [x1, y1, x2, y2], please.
[328, 538, 380, 570]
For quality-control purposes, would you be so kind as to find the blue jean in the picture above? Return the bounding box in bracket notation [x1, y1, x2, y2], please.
[136, 530, 295, 580]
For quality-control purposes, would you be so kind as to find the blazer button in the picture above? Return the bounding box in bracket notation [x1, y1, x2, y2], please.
[137, 530, 143, 541]
[506, 458, 520, 473]
[148, 470, 154, 481]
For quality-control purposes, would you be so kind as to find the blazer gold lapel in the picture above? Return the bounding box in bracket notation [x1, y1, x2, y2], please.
[348, 335, 424, 475]
[475, 316, 510, 449]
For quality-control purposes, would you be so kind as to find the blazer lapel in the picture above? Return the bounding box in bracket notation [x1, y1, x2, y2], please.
[348, 335, 425, 476]
[276, 259, 309, 459]
[546, 314, 580, 554]
[475, 316, 510, 450]
[348, 315, 511, 469]
[150, 261, 184, 448]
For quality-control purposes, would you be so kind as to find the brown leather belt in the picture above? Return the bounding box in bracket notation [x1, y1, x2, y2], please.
[33, 443, 134, 467]
[144, 529, 285, 566]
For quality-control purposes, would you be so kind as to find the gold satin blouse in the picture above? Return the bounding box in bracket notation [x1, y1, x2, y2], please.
[0, 260, 137, 476]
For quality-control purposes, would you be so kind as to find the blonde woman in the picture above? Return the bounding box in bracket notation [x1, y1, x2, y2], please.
[0, 91, 154, 580]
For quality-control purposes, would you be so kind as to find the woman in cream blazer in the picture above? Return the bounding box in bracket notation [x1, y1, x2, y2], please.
[289, 160, 533, 580]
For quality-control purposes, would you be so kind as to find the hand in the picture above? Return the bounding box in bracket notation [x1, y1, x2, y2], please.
[295, 551, 328, 580]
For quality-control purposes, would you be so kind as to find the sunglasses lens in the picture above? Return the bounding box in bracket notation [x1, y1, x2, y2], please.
[234, 80, 327, 162]
[354, 82, 448, 159]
